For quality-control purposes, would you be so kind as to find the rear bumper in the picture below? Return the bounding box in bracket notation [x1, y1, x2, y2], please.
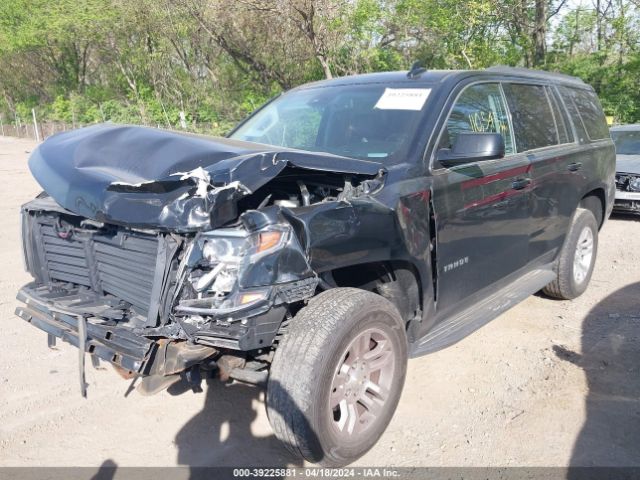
[15, 283, 156, 373]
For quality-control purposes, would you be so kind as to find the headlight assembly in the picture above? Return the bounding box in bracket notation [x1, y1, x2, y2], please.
[188, 226, 289, 297]
[200, 227, 287, 265]
[201, 235, 246, 264]
[629, 176, 640, 192]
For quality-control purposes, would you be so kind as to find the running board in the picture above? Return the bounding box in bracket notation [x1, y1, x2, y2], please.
[410, 267, 555, 357]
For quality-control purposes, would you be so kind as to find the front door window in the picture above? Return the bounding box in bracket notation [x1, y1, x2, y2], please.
[438, 83, 515, 157]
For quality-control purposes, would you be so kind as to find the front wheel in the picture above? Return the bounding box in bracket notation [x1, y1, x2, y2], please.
[543, 208, 598, 300]
[267, 288, 407, 466]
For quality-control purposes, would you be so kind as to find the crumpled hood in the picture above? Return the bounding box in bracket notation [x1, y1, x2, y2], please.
[28, 124, 384, 231]
[616, 154, 640, 175]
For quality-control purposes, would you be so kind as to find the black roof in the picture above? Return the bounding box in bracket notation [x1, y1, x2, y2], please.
[295, 66, 588, 91]
[485, 66, 586, 84]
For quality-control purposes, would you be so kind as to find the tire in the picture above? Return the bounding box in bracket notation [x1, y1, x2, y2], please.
[543, 208, 598, 300]
[267, 287, 408, 466]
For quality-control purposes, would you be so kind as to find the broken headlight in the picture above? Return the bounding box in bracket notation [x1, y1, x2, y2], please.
[187, 226, 288, 310]
[629, 176, 640, 192]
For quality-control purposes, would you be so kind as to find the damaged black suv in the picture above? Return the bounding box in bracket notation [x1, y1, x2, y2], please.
[16, 66, 614, 466]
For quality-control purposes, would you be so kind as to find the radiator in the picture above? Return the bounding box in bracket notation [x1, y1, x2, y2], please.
[34, 217, 160, 315]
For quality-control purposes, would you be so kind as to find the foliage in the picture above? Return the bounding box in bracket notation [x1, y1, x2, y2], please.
[0, 0, 638, 129]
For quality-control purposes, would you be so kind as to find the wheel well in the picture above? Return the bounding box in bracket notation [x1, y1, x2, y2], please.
[580, 188, 605, 229]
[325, 261, 422, 324]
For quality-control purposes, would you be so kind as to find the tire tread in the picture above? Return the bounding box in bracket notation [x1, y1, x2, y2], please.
[267, 288, 404, 464]
[543, 208, 597, 300]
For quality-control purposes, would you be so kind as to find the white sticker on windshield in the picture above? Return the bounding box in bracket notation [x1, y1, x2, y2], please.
[374, 88, 431, 111]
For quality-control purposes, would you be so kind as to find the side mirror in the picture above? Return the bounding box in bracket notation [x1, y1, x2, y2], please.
[437, 132, 505, 167]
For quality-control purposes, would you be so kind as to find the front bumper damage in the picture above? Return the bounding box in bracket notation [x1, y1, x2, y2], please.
[16, 283, 156, 373]
[15, 282, 219, 395]
[14, 281, 299, 372]
[15, 275, 316, 395]
[614, 190, 640, 213]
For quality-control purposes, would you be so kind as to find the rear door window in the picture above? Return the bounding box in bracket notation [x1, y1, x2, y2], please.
[560, 87, 609, 140]
[437, 83, 515, 156]
[502, 83, 559, 152]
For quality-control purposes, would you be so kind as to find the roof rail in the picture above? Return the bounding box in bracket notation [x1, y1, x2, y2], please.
[485, 66, 585, 85]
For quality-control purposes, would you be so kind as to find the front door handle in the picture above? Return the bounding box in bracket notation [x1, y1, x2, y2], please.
[512, 178, 531, 190]
[567, 162, 583, 172]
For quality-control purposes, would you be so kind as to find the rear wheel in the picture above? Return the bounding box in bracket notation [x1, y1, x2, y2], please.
[543, 208, 598, 300]
[266, 288, 407, 466]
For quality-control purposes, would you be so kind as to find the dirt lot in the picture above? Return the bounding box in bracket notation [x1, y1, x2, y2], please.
[0, 136, 639, 470]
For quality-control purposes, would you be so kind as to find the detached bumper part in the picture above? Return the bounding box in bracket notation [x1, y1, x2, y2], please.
[15, 283, 217, 381]
[15, 284, 154, 373]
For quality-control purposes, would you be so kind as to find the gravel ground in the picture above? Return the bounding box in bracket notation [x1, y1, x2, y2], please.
[0, 136, 639, 471]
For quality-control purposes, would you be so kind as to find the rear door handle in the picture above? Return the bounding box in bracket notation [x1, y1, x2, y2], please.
[567, 162, 583, 172]
[512, 178, 531, 190]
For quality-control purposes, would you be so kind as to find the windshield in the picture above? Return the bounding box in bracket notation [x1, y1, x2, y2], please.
[611, 130, 640, 155]
[230, 85, 431, 163]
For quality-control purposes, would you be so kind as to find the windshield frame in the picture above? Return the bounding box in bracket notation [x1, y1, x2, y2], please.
[228, 82, 436, 166]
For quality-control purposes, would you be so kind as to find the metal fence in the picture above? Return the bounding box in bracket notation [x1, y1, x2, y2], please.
[0, 121, 78, 141]
[0, 119, 228, 142]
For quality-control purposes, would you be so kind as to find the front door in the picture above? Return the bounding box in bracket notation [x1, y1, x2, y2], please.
[430, 82, 532, 317]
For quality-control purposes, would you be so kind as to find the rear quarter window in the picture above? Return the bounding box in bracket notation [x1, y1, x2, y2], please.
[560, 87, 609, 141]
[548, 88, 573, 144]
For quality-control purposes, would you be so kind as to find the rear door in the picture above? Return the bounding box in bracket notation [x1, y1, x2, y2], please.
[559, 86, 614, 217]
[430, 82, 532, 315]
[501, 82, 578, 266]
